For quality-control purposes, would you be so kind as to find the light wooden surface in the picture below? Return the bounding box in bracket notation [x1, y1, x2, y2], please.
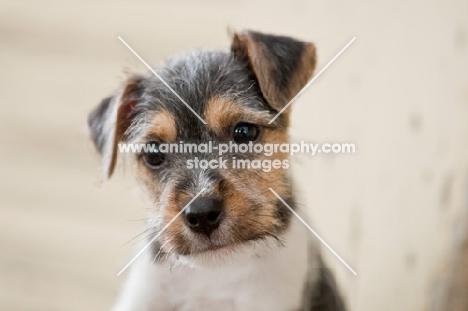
[1, 1, 467, 310]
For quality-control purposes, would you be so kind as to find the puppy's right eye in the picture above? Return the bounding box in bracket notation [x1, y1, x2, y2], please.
[143, 142, 165, 169]
[233, 123, 259, 144]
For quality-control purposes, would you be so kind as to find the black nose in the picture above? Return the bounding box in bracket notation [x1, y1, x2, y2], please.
[184, 197, 223, 236]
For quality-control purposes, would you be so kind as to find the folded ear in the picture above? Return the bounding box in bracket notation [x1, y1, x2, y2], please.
[231, 30, 316, 113]
[88, 76, 143, 180]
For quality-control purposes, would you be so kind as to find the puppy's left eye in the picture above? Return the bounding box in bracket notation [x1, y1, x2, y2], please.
[233, 123, 259, 144]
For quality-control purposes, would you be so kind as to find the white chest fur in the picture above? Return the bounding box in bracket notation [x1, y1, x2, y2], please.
[113, 215, 317, 311]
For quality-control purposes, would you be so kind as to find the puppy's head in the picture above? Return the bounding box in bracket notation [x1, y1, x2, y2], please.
[89, 30, 316, 263]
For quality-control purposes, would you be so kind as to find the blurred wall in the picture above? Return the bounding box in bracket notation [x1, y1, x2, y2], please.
[1, 0, 467, 310]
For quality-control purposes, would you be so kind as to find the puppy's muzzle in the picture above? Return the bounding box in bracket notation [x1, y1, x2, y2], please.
[184, 197, 223, 236]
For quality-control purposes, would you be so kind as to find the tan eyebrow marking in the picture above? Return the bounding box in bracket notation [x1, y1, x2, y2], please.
[148, 109, 178, 142]
[204, 96, 271, 134]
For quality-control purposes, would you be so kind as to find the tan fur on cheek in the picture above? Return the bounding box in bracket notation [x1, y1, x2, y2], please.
[216, 126, 291, 237]
[135, 155, 198, 254]
[223, 183, 277, 234]
[135, 167, 190, 253]
[220, 163, 290, 212]
[157, 189, 196, 254]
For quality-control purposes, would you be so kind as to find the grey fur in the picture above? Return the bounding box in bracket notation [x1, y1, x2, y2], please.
[88, 30, 345, 311]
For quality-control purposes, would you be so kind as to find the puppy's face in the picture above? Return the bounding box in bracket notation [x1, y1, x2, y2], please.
[89, 31, 316, 262]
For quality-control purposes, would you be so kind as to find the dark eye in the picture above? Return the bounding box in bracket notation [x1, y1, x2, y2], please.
[233, 123, 259, 144]
[143, 141, 165, 168]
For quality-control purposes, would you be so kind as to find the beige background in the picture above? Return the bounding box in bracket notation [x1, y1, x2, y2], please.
[1, 0, 468, 310]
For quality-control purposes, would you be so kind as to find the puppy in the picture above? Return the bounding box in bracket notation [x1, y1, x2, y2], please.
[88, 30, 346, 311]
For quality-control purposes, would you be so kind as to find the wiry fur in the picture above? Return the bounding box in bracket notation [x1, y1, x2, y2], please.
[88, 30, 346, 310]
